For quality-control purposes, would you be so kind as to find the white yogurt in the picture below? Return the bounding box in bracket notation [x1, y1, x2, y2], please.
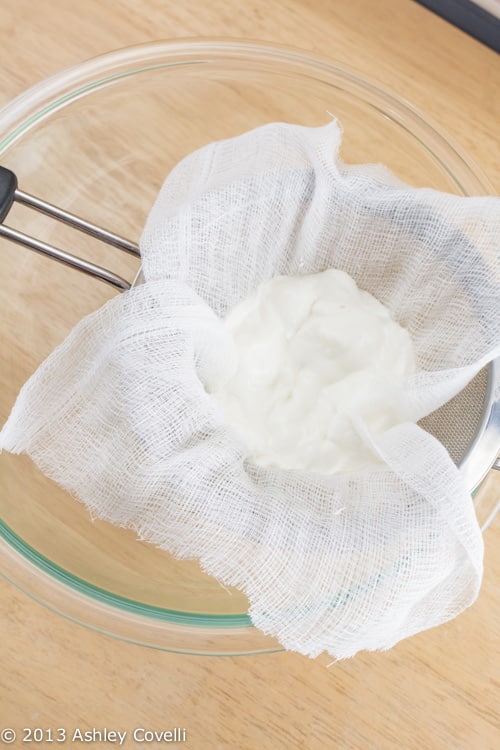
[212, 269, 416, 474]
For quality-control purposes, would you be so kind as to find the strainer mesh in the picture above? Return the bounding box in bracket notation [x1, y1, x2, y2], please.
[420, 367, 489, 465]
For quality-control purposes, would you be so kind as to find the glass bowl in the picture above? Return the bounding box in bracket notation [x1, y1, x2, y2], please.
[0, 39, 498, 656]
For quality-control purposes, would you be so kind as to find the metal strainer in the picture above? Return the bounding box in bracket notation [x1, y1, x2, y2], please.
[1, 165, 499, 508]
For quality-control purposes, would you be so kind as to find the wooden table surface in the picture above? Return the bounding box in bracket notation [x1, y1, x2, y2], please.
[0, 1, 499, 748]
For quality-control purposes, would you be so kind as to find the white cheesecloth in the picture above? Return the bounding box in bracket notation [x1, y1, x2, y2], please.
[2, 121, 499, 659]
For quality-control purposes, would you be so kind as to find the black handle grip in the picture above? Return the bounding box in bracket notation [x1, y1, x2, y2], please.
[0, 166, 18, 223]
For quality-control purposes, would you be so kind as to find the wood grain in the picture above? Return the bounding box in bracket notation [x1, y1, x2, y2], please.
[0, 1, 499, 748]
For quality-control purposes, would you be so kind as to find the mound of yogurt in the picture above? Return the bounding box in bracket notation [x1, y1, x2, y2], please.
[212, 269, 416, 474]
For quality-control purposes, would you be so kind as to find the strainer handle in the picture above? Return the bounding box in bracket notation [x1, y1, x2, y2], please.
[0, 166, 140, 292]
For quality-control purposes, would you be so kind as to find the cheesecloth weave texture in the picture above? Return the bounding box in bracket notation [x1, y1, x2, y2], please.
[2, 121, 500, 659]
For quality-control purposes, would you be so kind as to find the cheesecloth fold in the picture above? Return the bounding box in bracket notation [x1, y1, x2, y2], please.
[2, 122, 500, 659]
